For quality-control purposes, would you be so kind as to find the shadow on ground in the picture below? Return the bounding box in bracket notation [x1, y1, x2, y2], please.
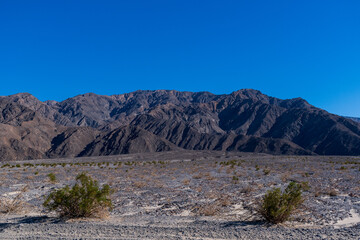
[222, 220, 265, 227]
[0, 216, 63, 232]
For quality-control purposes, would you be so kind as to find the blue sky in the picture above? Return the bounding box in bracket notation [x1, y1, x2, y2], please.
[0, 1, 359, 116]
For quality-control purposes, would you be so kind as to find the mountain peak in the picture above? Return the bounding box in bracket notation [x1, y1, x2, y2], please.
[8, 92, 36, 99]
[5, 92, 42, 107]
[281, 97, 313, 109]
[231, 89, 264, 97]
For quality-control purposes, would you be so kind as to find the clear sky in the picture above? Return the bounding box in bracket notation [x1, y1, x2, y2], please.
[1, 1, 360, 117]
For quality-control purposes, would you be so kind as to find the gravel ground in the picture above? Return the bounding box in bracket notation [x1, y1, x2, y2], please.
[0, 151, 359, 239]
[0, 216, 359, 239]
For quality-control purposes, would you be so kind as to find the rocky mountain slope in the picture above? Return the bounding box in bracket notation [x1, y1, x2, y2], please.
[347, 117, 360, 123]
[0, 89, 359, 160]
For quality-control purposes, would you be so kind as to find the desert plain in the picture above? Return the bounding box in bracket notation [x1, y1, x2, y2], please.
[0, 150, 358, 239]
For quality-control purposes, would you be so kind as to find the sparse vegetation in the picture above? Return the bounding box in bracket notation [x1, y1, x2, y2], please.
[0, 186, 28, 214]
[47, 173, 57, 183]
[258, 182, 303, 224]
[232, 175, 239, 183]
[303, 172, 310, 177]
[43, 173, 113, 218]
[240, 185, 253, 194]
[182, 179, 190, 185]
[0, 152, 358, 234]
[196, 203, 220, 216]
[328, 189, 338, 197]
[300, 181, 310, 191]
[133, 181, 146, 188]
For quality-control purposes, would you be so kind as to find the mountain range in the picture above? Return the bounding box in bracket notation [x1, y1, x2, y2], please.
[0, 89, 359, 161]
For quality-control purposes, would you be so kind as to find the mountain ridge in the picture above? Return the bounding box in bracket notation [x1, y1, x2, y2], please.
[0, 89, 359, 160]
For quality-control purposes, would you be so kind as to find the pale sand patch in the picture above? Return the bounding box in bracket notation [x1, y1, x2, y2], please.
[2, 191, 21, 197]
[162, 206, 177, 211]
[333, 209, 360, 228]
[143, 205, 163, 210]
[226, 203, 247, 216]
[177, 210, 192, 217]
[121, 211, 139, 216]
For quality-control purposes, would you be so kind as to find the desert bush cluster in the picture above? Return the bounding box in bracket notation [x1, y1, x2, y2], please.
[40, 172, 304, 223]
[43, 173, 113, 218]
[258, 182, 303, 224]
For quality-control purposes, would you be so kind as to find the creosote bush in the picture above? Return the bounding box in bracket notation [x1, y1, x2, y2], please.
[47, 173, 57, 183]
[43, 173, 113, 218]
[259, 181, 303, 224]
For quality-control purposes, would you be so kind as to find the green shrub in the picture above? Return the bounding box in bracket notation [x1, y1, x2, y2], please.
[1, 164, 10, 168]
[47, 173, 57, 183]
[232, 176, 239, 182]
[259, 182, 303, 224]
[43, 173, 113, 218]
[300, 181, 310, 191]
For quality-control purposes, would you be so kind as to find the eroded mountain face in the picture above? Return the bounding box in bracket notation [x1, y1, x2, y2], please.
[0, 89, 359, 160]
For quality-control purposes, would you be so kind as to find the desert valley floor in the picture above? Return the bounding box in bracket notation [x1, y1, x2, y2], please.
[0, 150, 359, 239]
